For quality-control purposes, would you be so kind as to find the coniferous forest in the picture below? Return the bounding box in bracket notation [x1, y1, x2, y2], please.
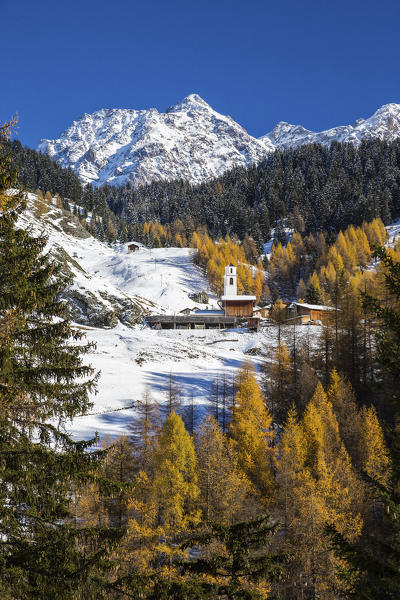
[8, 137, 400, 247]
[3, 120, 400, 600]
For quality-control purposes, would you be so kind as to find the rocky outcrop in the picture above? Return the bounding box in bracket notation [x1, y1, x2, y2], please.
[62, 288, 148, 328]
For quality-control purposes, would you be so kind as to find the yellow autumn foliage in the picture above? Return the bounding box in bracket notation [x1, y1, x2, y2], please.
[230, 361, 275, 498]
[192, 231, 264, 300]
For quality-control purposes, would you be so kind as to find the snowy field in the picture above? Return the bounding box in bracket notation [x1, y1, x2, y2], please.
[71, 322, 316, 441]
[386, 217, 400, 246]
[102, 245, 220, 312]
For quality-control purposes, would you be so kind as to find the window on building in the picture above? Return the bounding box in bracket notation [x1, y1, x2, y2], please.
[230, 277, 234, 285]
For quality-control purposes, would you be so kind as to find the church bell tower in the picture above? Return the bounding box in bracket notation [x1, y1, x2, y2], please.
[224, 264, 237, 297]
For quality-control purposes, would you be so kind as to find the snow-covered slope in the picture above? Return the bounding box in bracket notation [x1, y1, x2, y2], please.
[261, 103, 400, 149]
[38, 94, 274, 187]
[19, 194, 161, 327]
[105, 246, 218, 312]
[20, 193, 218, 323]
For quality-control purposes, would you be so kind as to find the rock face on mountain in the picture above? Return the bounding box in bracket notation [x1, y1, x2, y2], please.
[261, 103, 400, 150]
[38, 94, 274, 188]
[39, 99, 400, 188]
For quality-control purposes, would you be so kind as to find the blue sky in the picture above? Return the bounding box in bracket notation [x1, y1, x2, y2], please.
[2, 0, 400, 148]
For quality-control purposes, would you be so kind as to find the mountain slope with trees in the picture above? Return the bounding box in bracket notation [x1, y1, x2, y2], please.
[8, 136, 400, 247]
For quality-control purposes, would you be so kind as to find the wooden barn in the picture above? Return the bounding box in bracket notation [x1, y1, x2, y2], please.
[247, 316, 261, 331]
[288, 302, 335, 324]
[253, 305, 271, 318]
[127, 243, 140, 253]
[220, 265, 256, 317]
[222, 297, 256, 317]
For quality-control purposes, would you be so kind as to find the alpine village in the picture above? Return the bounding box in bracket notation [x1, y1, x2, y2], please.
[4, 7, 400, 598]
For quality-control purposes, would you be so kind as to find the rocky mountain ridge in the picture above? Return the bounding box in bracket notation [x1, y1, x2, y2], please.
[38, 94, 274, 188]
[261, 103, 400, 149]
[39, 98, 400, 188]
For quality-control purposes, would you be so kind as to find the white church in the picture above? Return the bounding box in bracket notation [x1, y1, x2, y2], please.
[220, 264, 256, 317]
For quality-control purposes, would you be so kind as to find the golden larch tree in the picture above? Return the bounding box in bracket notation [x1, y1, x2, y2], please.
[126, 412, 200, 578]
[195, 415, 254, 523]
[276, 383, 364, 599]
[230, 361, 275, 499]
[359, 405, 391, 486]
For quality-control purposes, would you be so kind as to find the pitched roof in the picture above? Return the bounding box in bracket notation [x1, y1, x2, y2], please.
[295, 302, 335, 311]
[221, 295, 256, 301]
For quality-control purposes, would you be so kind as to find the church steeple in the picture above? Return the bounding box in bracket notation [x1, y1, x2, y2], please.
[224, 264, 237, 297]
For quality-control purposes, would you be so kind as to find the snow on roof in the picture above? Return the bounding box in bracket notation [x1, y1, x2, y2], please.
[295, 302, 335, 311]
[126, 240, 144, 247]
[221, 295, 256, 301]
[194, 309, 224, 315]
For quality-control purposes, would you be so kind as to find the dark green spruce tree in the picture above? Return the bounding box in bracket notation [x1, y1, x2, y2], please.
[180, 516, 283, 600]
[0, 122, 123, 599]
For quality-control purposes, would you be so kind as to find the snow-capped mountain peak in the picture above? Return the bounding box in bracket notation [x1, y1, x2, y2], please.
[166, 93, 212, 112]
[347, 103, 400, 141]
[39, 95, 274, 188]
[263, 121, 314, 147]
[261, 102, 400, 150]
[39, 99, 400, 188]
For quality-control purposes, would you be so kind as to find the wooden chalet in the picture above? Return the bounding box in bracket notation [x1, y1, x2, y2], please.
[253, 305, 271, 318]
[287, 302, 335, 324]
[127, 243, 140, 253]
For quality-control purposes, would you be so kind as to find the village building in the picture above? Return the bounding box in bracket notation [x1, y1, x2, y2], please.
[127, 242, 140, 253]
[146, 260, 337, 330]
[287, 302, 335, 324]
[145, 259, 336, 330]
[147, 264, 258, 330]
[247, 316, 261, 331]
[179, 306, 201, 315]
[220, 265, 256, 317]
[253, 304, 271, 318]
[146, 313, 235, 330]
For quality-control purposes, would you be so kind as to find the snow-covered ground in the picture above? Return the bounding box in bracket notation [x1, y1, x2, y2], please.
[71, 322, 314, 441]
[19, 194, 216, 316]
[386, 217, 400, 246]
[101, 245, 219, 312]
